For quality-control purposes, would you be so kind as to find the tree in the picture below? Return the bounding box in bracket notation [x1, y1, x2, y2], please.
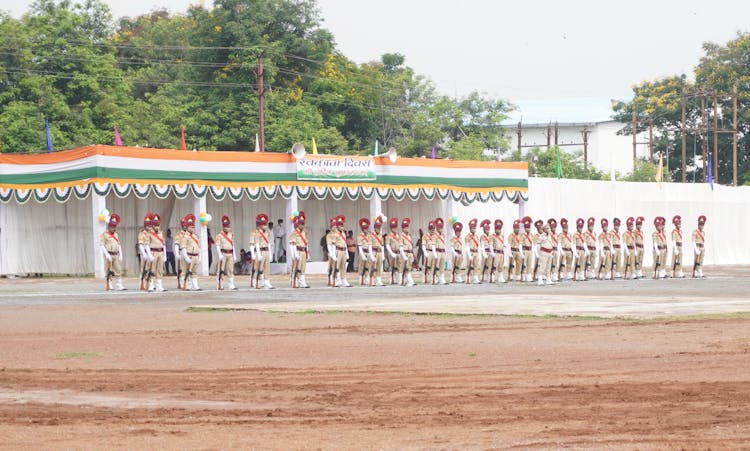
[618, 159, 660, 182]
[508, 146, 606, 180]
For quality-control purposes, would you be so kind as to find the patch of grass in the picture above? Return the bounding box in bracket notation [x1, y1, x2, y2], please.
[185, 307, 234, 313]
[57, 352, 101, 359]
[468, 352, 477, 357]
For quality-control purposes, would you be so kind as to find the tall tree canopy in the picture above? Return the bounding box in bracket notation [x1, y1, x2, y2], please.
[0, 0, 512, 157]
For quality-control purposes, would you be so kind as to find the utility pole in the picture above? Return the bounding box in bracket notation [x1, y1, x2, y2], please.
[257, 54, 265, 152]
[632, 111, 637, 166]
[648, 118, 654, 163]
[681, 95, 687, 182]
[733, 87, 738, 186]
[713, 93, 719, 183]
[516, 121, 522, 154]
[554, 122, 559, 147]
[545, 123, 552, 150]
[582, 127, 590, 169]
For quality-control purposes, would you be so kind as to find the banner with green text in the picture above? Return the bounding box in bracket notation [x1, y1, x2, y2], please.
[296, 155, 376, 181]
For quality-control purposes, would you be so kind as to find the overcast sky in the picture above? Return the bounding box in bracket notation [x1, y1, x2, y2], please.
[5, 0, 750, 123]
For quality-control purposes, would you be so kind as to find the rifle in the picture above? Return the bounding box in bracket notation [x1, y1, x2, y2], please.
[489, 261, 496, 284]
[291, 258, 299, 288]
[597, 254, 606, 280]
[692, 261, 697, 278]
[105, 260, 113, 291]
[217, 258, 225, 290]
[176, 260, 182, 290]
[183, 268, 191, 291]
[653, 254, 660, 279]
[423, 259, 431, 284]
[480, 258, 488, 283]
[557, 253, 566, 281]
[532, 261, 539, 282]
[507, 258, 514, 282]
[624, 255, 631, 279]
[390, 257, 397, 285]
[451, 256, 458, 283]
[466, 257, 474, 284]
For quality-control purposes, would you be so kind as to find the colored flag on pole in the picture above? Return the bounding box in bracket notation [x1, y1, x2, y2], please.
[180, 127, 186, 150]
[311, 137, 318, 155]
[496, 145, 502, 162]
[706, 153, 714, 191]
[114, 127, 123, 146]
[44, 118, 53, 153]
[655, 153, 663, 189]
[555, 148, 563, 179]
[430, 145, 437, 159]
[373, 139, 379, 156]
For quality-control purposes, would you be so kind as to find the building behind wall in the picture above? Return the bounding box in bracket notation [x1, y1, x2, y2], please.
[500, 120, 653, 176]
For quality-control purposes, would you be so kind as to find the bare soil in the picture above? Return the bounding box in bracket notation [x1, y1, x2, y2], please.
[1, 300, 749, 450]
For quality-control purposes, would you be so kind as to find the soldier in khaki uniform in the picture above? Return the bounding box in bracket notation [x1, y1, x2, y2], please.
[181, 214, 201, 291]
[489, 219, 506, 283]
[174, 216, 187, 290]
[536, 223, 556, 286]
[634, 216, 645, 278]
[252, 213, 274, 289]
[623, 217, 637, 279]
[289, 212, 310, 288]
[326, 215, 350, 287]
[507, 220, 524, 282]
[325, 217, 337, 286]
[138, 213, 153, 291]
[597, 218, 613, 280]
[449, 221, 464, 283]
[531, 219, 544, 282]
[399, 218, 416, 286]
[521, 216, 535, 282]
[478, 219, 492, 283]
[610, 218, 623, 278]
[422, 221, 436, 284]
[385, 217, 400, 285]
[433, 218, 449, 285]
[369, 215, 386, 286]
[464, 218, 481, 284]
[100, 213, 126, 291]
[692, 215, 707, 278]
[357, 217, 373, 285]
[652, 216, 668, 279]
[215, 215, 237, 290]
[547, 218, 560, 282]
[670, 215, 685, 278]
[147, 213, 167, 292]
[584, 217, 598, 279]
[557, 218, 574, 281]
[573, 218, 588, 281]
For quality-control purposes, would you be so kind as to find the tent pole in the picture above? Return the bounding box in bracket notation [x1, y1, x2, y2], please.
[194, 195, 208, 276]
[91, 192, 106, 278]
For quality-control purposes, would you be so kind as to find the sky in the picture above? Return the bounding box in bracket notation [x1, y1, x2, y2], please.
[5, 0, 750, 123]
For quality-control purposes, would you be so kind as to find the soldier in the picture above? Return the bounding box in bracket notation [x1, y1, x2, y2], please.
[584, 217, 598, 280]
[333, 215, 351, 287]
[670, 215, 685, 278]
[357, 218, 373, 285]
[692, 215, 707, 278]
[369, 215, 386, 286]
[399, 218, 416, 286]
[214, 215, 237, 290]
[610, 218, 623, 278]
[449, 221, 464, 283]
[531, 219, 544, 282]
[422, 221, 436, 284]
[548, 218, 560, 282]
[557, 218, 574, 281]
[623, 217, 637, 280]
[521, 216, 535, 282]
[479, 219, 492, 283]
[100, 213, 126, 291]
[652, 217, 668, 279]
[597, 218, 613, 280]
[138, 213, 153, 291]
[489, 219, 506, 284]
[634, 216, 645, 278]
[433, 218, 449, 285]
[507, 220, 524, 282]
[385, 217, 400, 285]
[174, 216, 188, 290]
[325, 217, 338, 286]
[252, 213, 274, 289]
[464, 218, 481, 284]
[147, 213, 167, 292]
[573, 218, 588, 281]
[180, 214, 201, 291]
[536, 223, 556, 286]
[289, 212, 310, 288]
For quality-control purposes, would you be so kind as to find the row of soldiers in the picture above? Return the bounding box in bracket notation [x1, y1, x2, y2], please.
[98, 210, 708, 291]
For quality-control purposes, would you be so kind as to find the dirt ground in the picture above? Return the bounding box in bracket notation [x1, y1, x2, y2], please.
[1, 273, 750, 449]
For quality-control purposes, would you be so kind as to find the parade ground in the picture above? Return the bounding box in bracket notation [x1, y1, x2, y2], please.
[1, 266, 749, 449]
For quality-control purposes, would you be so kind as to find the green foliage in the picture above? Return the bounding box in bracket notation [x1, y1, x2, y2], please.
[508, 146, 607, 180]
[618, 159, 659, 182]
[0, 0, 512, 156]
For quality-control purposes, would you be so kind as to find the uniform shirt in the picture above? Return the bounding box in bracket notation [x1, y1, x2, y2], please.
[538, 232, 554, 251]
[174, 229, 186, 251]
[692, 228, 705, 246]
[598, 231, 612, 251]
[465, 232, 480, 253]
[450, 235, 463, 254]
[356, 231, 370, 253]
[254, 228, 271, 250]
[558, 230, 573, 250]
[480, 232, 491, 253]
[634, 228, 644, 247]
[184, 231, 200, 254]
[422, 231, 435, 251]
[369, 230, 384, 252]
[138, 229, 149, 248]
[652, 230, 665, 248]
[609, 229, 621, 248]
[490, 232, 504, 253]
[148, 229, 166, 251]
[508, 232, 521, 251]
[434, 231, 447, 251]
[100, 230, 120, 253]
[584, 229, 598, 250]
[671, 228, 683, 246]
[573, 230, 586, 250]
[289, 228, 308, 257]
[623, 229, 636, 247]
[386, 231, 400, 254]
[215, 230, 235, 253]
[400, 231, 414, 252]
